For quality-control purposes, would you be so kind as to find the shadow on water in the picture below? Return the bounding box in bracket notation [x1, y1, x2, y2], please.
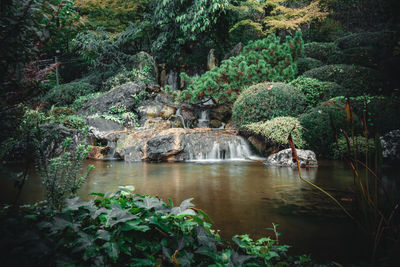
[1, 159, 398, 264]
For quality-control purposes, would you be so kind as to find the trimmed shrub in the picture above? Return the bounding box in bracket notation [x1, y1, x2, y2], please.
[297, 57, 324, 75]
[303, 42, 342, 63]
[172, 32, 304, 104]
[332, 135, 375, 160]
[302, 64, 393, 96]
[44, 80, 96, 106]
[229, 19, 266, 45]
[336, 31, 398, 50]
[299, 99, 360, 157]
[244, 116, 305, 149]
[290, 76, 346, 109]
[232, 82, 306, 127]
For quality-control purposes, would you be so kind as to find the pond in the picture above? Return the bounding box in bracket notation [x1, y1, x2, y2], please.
[2, 159, 397, 264]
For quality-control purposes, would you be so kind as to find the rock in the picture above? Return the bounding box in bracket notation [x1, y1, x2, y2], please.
[146, 82, 161, 94]
[86, 117, 125, 141]
[88, 145, 109, 160]
[134, 51, 158, 82]
[381, 130, 400, 163]
[115, 128, 258, 162]
[209, 120, 222, 128]
[160, 105, 176, 119]
[180, 108, 196, 128]
[144, 135, 183, 161]
[159, 63, 167, 87]
[143, 118, 172, 130]
[207, 49, 218, 70]
[223, 42, 243, 60]
[210, 105, 232, 122]
[265, 148, 318, 167]
[80, 82, 146, 115]
[137, 101, 163, 122]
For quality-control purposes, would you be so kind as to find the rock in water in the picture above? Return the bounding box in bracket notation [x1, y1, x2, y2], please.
[265, 148, 318, 167]
[381, 129, 400, 163]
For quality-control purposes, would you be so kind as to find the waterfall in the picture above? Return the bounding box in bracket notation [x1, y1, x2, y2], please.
[175, 108, 186, 129]
[186, 136, 263, 162]
[197, 110, 209, 128]
[104, 140, 118, 160]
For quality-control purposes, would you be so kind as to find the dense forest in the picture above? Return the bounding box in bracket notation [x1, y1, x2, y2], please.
[1, 0, 400, 266]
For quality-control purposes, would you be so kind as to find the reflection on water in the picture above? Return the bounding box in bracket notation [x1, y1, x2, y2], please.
[1, 160, 398, 263]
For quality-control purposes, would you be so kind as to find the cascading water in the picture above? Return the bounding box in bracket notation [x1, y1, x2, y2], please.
[104, 140, 118, 160]
[197, 110, 210, 128]
[186, 135, 262, 161]
[175, 108, 186, 129]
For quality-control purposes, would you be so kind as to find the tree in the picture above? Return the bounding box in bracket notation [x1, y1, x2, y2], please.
[0, 0, 82, 107]
[171, 31, 304, 105]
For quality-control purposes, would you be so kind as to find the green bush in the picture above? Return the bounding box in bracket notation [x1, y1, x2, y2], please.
[303, 42, 342, 62]
[0, 190, 310, 266]
[302, 64, 393, 96]
[71, 92, 102, 110]
[232, 82, 306, 127]
[172, 31, 304, 104]
[332, 135, 375, 160]
[229, 19, 266, 45]
[336, 31, 398, 50]
[297, 57, 324, 75]
[244, 116, 305, 149]
[290, 76, 346, 109]
[299, 99, 359, 157]
[44, 80, 96, 106]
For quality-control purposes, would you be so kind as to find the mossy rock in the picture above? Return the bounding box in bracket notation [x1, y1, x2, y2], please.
[302, 64, 393, 96]
[299, 99, 360, 158]
[303, 42, 342, 63]
[244, 116, 305, 149]
[232, 82, 306, 127]
[290, 76, 346, 109]
[297, 57, 324, 75]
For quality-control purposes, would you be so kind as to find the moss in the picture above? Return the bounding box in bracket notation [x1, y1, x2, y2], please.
[244, 116, 305, 149]
[232, 82, 306, 127]
[302, 64, 393, 96]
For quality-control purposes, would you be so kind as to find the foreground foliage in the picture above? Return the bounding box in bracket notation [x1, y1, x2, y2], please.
[0, 189, 312, 266]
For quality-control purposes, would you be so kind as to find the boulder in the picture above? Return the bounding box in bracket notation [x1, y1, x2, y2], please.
[265, 148, 318, 167]
[143, 118, 172, 130]
[86, 117, 125, 141]
[381, 130, 400, 163]
[144, 135, 184, 161]
[88, 145, 109, 160]
[134, 51, 158, 82]
[223, 42, 243, 60]
[210, 105, 232, 122]
[137, 101, 163, 122]
[207, 49, 218, 70]
[209, 119, 222, 129]
[160, 105, 176, 119]
[80, 82, 146, 115]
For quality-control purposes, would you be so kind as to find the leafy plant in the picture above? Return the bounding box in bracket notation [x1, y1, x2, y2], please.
[37, 128, 94, 210]
[232, 82, 306, 127]
[303, 41, 342, 62]
[43, 80, 96, 106]
[71, 92, 102, 110]
[332, 135, 375, 160]
[0, 189, 312, 266]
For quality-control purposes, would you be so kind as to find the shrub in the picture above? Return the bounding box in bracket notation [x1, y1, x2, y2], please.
[229, 19, 266, 45]
[172, 32, 304, 104]
[44, 80, 96, 106]
[299, 99, 359, 157]
[290, 76, 346, 109]
[244, 116, 305, 149]
[303, 42, 342, 62]
[332, 135, 375, 160]
[336, 31, 398, 50]
[302, 64, 393, 96]
[297, 57, 324, 75]
[232, 82, 306, 127]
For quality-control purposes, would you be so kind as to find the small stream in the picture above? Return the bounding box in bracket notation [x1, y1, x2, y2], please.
[1, 160, 399, 263]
